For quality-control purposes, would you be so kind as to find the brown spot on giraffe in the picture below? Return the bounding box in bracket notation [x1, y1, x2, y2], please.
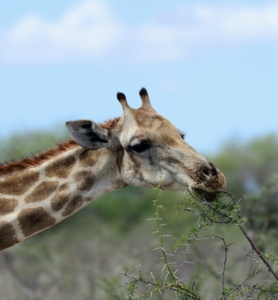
[0, 171, 40, 196]
[73, 170, 95, 191]
[18, 207, 56, 237]
[62, 195, 84, 217]
[0, 221, 19, 251]
[45, 156, 76, 178]
[25, 181, 59, 203]
[79, 149, 99, 167]
[0, 198, 19, 216]
[51, 183, 70, 211]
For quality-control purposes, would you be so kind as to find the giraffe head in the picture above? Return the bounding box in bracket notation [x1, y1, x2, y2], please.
[66, 88, 226, 200]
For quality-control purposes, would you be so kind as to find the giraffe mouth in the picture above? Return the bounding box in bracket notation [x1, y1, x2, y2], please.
[190, 188, 223, 202]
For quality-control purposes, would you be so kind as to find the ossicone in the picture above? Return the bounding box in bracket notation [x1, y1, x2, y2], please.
[117, 92, 130, 111]
[117, 92, 126, 102]
[139, 87, 151, 106]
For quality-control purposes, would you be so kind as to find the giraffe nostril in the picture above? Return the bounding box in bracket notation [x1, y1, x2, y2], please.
[201, 168, 210, 177]
[200, 164, 218, 180]
[208, 162, 218, 177]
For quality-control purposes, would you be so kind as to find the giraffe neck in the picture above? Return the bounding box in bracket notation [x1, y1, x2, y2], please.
[0, 146, 125, 250]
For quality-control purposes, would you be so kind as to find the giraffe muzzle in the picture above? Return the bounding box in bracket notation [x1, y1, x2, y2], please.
[191, 162, 227, 200]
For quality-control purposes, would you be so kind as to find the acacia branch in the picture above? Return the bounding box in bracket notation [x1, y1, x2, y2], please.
[225, 252, 262, 298]
[212, 235, 233, 297]
[237, 224, 278, 281]
[194, 246, 234, 286]
[226, 192, 278, 282]
[192, 191, 278, 283]
[121, 272, 201, 300]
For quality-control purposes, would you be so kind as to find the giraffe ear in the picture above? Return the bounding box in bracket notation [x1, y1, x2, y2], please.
[66, 120, 110, 150]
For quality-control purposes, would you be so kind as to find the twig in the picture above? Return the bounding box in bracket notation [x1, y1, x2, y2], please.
[243, 284, 257, 299]
[223, 192, 278, 282]
[153, 186, 178, 284]
[121, 272, 200, 300]
[211, 235, 233, 298]
[181, 224, 204, 266]
[224, 260, 261, 298]
[194, 246, 234, 286]
[192, 190, 278, 282]
[237, 224, 278, 281]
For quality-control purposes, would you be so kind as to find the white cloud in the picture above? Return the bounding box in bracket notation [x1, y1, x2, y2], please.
[0, 1, 123, 64]
[0, 1, 278, 64]
[133, 3, 278, 62]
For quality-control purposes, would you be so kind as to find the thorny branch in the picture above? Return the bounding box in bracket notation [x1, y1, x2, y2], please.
[211, 235, 233, 297]
[191, 191, 278, 283]
[121, 271, 200, 300]
[226, 192, 278, 282]
[194, 246, 234, 286]
[181, 224, 204, 266]
[122, 188, 278, 299]
[224, 252, 262, 298]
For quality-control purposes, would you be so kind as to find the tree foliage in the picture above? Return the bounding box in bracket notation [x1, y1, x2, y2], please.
[210, 134, 278, 197]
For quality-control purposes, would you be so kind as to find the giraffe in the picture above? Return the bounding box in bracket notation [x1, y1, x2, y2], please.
[0, 88, 226, 251]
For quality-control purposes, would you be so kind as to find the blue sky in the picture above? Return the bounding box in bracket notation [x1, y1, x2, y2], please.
[0, 0, 277, 153]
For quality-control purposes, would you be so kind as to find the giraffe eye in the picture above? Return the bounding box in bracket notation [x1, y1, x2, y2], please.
[129, 141, 152, 153]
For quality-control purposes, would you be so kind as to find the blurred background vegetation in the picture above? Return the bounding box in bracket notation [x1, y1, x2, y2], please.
[0, 128, 278, 299]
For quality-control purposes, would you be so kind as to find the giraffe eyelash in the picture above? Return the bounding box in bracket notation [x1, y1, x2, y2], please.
[179, 131, 185, 139]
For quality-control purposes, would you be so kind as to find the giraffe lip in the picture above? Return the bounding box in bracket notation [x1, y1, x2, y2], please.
[191, 188, 219, 202]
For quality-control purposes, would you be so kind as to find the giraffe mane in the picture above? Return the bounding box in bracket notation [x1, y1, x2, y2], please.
[0, 118, 121, 176]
